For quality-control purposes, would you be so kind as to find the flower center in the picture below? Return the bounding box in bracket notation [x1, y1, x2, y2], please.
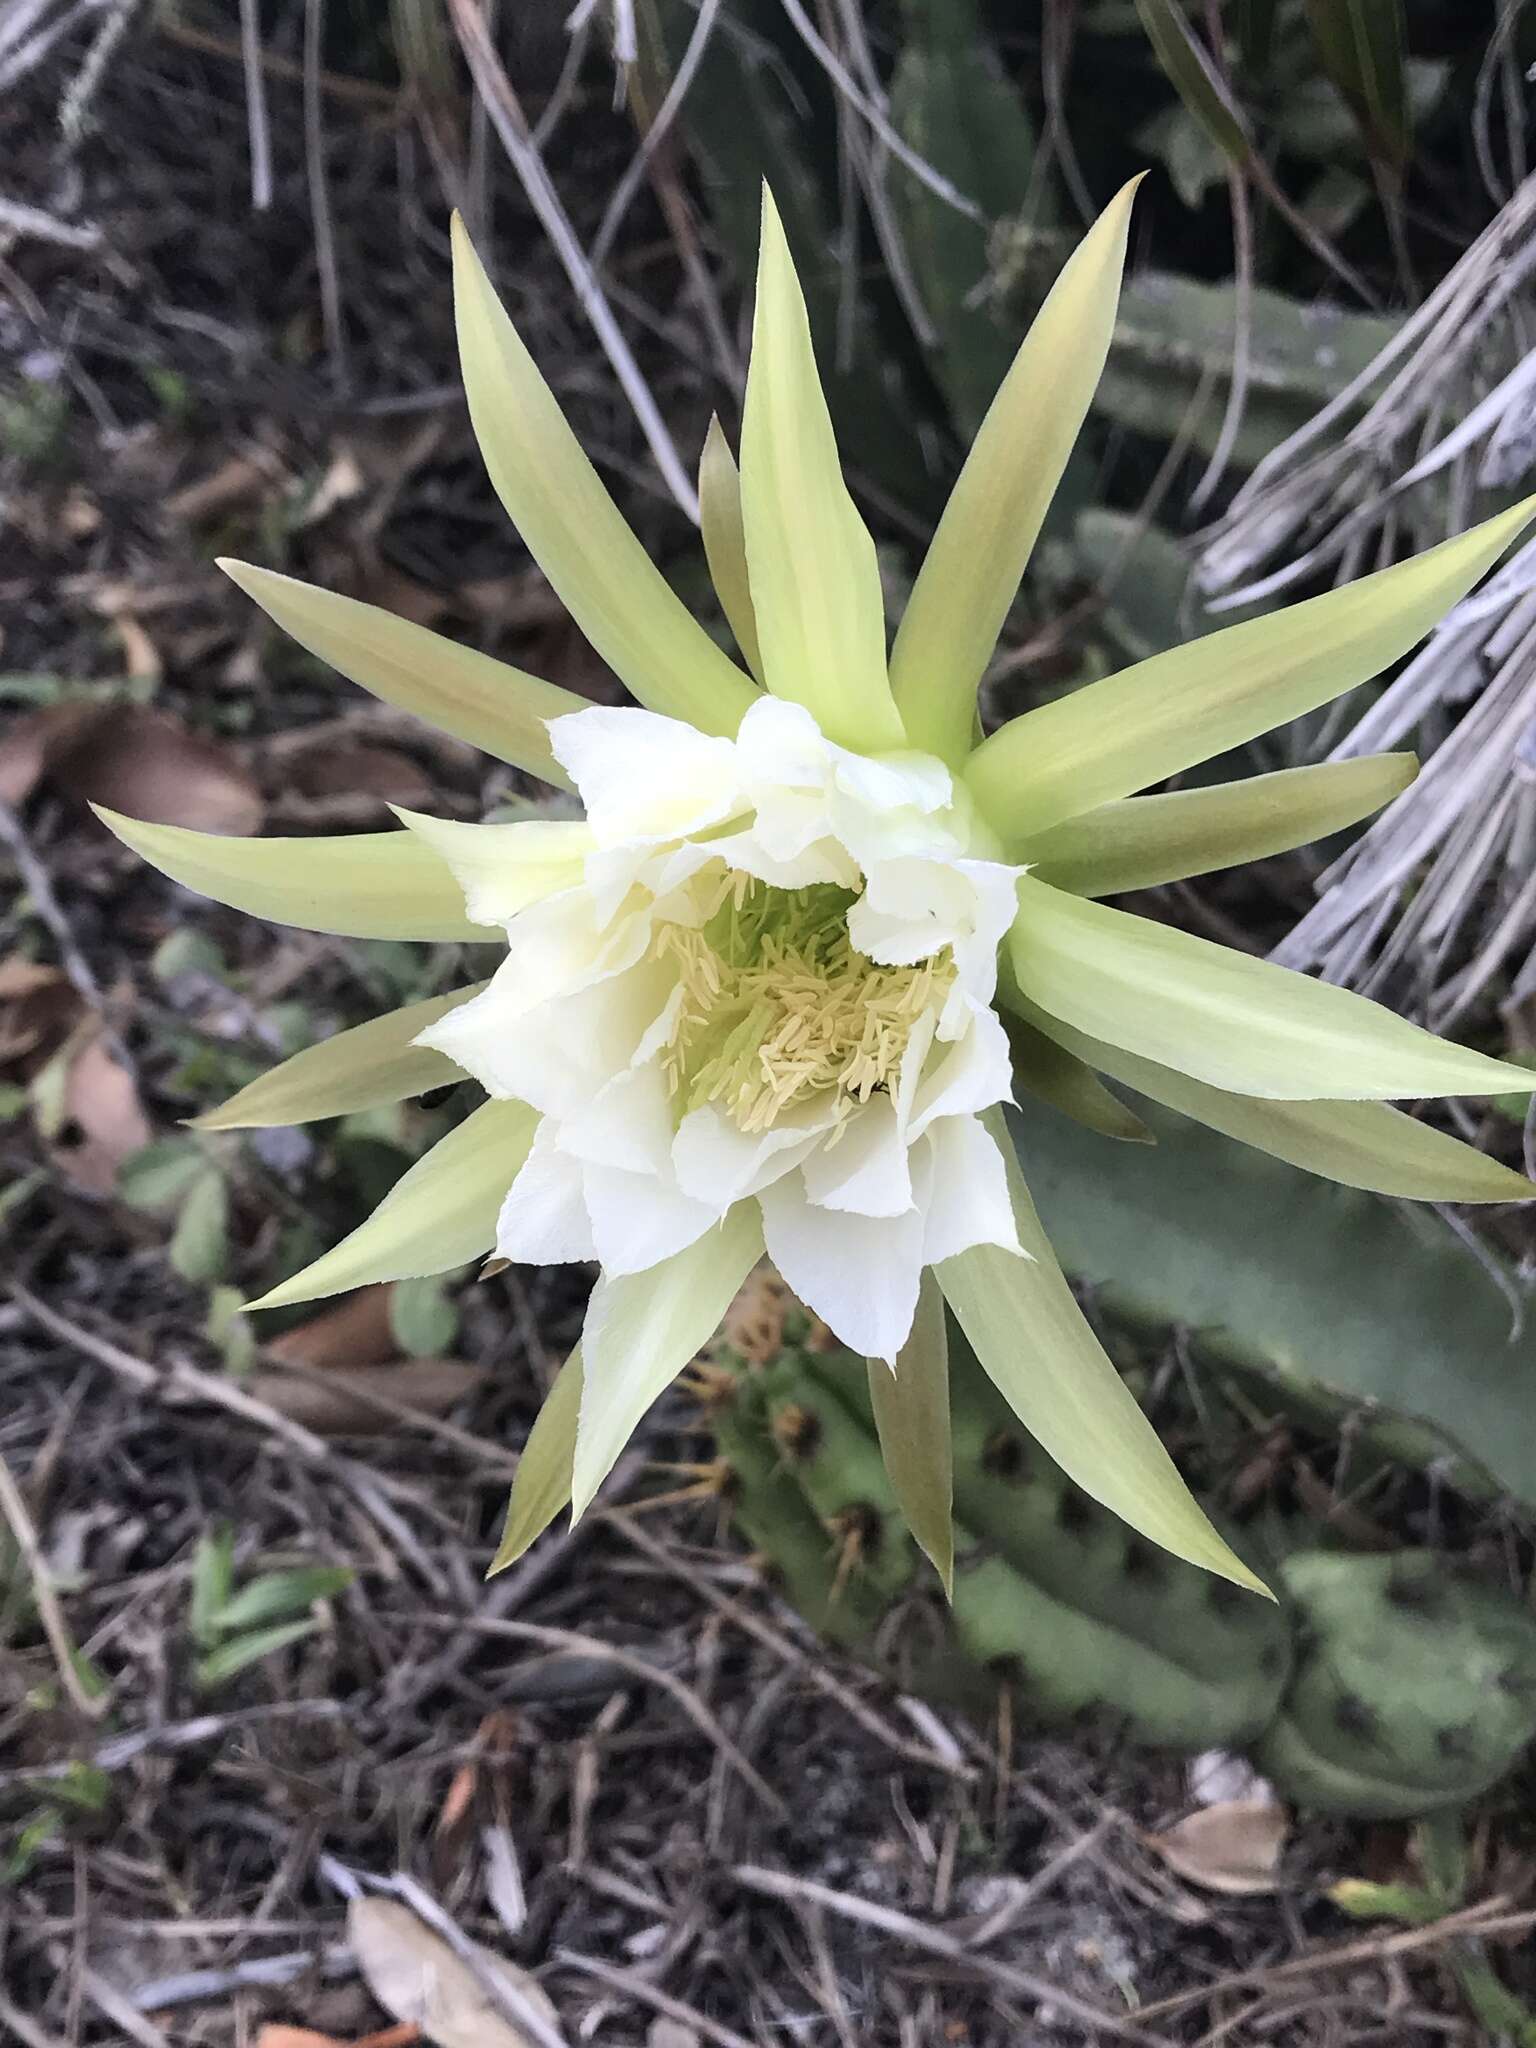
[656, 876, 953, 1135]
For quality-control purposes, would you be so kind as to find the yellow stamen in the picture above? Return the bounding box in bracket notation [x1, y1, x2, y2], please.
[655, 876, 953, 1134]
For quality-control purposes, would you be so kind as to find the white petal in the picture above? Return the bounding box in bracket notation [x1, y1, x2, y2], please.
[426, 954, 671, 1112]
[555, 1059, 674, 1174]
[918, 1116, 1022, 1266]
[583, 1163, 720, 1276]
[549, 705, 741, 845]
[799, 1093, 913, 1217]
[909, 1004, 1013, 1139]
[759, 1173, 924, 1362]
[672, 1102, 826, 1207]
[848, 856, 976, 966]
[496, 1132, 596, 1264]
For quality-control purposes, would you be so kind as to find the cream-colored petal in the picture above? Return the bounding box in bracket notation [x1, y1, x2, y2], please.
[890, 177, 1142, 765]
[1020, 754, 1416, 896]
[193, 984, 484, 1129]
[488, 1346, 584, 1573]
[571, 1202, 764, 1518]
[245, 1098, 537, 1311]
[739, 187, 905, 751]
[868, 1275, 953, 1594]
[1011, 875, 1535, 1101]
[967, 497, 1536, 839]
[452, 215, 757, 736]
[392, 808, 593, 927]
[218, 561, 582, 788]
[699, 416, 764, 682]
[1019, 999, 1534, 1203]
[95, 807, 497, 942]
[937, 1108, 1268, 1595]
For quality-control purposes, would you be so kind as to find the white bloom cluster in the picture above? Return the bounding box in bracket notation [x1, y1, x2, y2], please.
[421, 698, 1025, 1361]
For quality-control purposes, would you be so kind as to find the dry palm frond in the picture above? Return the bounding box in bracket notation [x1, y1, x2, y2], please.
[1197, 175, 1536, 1025]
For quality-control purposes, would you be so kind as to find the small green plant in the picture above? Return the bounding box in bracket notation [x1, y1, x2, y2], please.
[188, 1526, 351, 1691]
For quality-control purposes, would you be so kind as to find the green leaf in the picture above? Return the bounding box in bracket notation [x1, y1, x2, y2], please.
[740, 189, 903, 752]
[966, 498, 1536, 839]
[169, 1168, 229, 1285]
[451, 214, 758, 738]
[489, 1346, 584, 1573]
[699, 417, 763, 682]
[1134, 0, 1250, 164]
[1016, 997, 1535, 1203]
[935, 1108, 1268, 1595]
[93, 809, 499, 943]
[118, 1136, 209, 1213]
[213, 1565, 353, 1634]
[244, 1098, 537, 1312]
[206, 1285, 257, 1375]
[194, 985, 482, 1131]
[189, 1525, 236, 1647]
[389, 1272, 460, 1357]
[1302, 0, 1410, 167]
[195, 1618, 318, 1690]
[1010, 875, 1536, 1102]
[890, 179, 1141, 766]
[1020, 754, 1415, 894]
[220, 562, 584, 790]
[867, 1274, 953, 1594]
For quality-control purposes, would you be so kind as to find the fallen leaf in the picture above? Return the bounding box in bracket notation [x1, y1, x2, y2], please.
[286, 742, 433, 809]
[56, 706, 263, 835]
[267, 1286, 399, 1370]
[1145, 1800, 1290, 1896]
[49, 1032, 154, 1196]
[0, 959, 78, 1067]
[348, 1895, 565, 2048]
[0, 702, 102, 807]
[167, 453, 283, 524]
[247, 1357, 485, 1433]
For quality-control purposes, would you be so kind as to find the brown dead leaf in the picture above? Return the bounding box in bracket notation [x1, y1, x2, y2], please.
[166, 452, 283, 525]
[0, 959, 78, 1067]
[246, 1358, 485, 1433]
[50, 1032, 153, 1196]
[286, 742, 433, 809]
[54, 706, 264, 835]
[267, 1285, 399, 1370]
[1145, 1800, 1290, 1896]
[348, 1896, 565, 2048]
[0, 703, 103, 807]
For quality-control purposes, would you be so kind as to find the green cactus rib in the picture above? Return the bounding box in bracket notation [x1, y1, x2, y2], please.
[1007, 1096, 1536, 1508]
[1252, 1553, 1536, 1820]
[712, 1339, 1536, 1820]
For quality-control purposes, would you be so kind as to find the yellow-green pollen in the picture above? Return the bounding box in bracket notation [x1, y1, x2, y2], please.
[657, 876, 954, 1136]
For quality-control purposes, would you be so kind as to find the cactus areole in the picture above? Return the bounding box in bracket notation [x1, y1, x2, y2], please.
[99, 178, 1536, 1593]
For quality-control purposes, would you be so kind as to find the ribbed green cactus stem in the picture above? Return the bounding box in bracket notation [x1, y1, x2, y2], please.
[707, 1332, 1536, 1820]
[1253, 1552, 1536, 1819]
